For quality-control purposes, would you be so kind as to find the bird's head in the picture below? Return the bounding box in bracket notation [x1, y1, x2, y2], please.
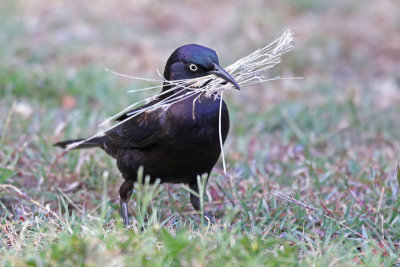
[163, 44, 240, 91]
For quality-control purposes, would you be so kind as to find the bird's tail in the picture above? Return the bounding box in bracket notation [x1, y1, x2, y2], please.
[54, 137, 105, 150]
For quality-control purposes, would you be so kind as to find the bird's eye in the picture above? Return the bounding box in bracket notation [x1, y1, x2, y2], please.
[189, 64, 198, 72]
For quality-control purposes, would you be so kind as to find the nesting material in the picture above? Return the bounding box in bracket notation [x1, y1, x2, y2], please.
[65, 30, 296, 173]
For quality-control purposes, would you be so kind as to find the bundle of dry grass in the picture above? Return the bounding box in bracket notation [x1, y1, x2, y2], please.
[66, 30, 296, 172]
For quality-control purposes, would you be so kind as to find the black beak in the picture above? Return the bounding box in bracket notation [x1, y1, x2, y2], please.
[209, 63, 240, 90]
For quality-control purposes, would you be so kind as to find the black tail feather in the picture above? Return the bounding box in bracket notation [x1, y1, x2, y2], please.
[54, 137, 105, 149]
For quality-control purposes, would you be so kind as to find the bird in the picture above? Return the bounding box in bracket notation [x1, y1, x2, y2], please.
[54, 44, 240, 226]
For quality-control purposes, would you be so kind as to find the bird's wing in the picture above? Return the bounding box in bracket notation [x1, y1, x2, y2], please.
[106, 107, 170, 148]
[114, 98, 160, 122]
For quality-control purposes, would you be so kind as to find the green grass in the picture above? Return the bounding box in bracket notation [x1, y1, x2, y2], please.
[1, 0, 400, 266]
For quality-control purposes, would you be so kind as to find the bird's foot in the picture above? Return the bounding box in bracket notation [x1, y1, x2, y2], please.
[203, 211, 216, 225]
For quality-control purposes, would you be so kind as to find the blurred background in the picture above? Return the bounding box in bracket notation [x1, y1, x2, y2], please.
[1, 0, 400, 224]
[3, 0, 399, 107]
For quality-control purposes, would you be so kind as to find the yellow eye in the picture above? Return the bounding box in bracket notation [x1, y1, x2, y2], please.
[189, 64, 198, 72]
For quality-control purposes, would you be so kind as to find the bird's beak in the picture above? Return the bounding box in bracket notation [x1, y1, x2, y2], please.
[209, 63, 240, 90]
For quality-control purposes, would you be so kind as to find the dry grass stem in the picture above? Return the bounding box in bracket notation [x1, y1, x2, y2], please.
[272, 192, 367, 241]
[0, 184, 62, 223]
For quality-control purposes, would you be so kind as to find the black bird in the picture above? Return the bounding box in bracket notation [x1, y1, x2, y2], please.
[55, 44, 240, 225]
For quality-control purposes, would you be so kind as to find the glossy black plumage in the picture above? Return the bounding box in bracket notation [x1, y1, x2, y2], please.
[55, 44, 239, 225]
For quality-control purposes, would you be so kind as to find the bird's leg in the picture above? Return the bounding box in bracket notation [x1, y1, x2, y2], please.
[189, 182, 201, 211]
[119, 180, 134, 227]
[189, 181, 214, 223]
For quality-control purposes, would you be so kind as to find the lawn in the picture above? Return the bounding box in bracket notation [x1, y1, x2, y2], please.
[1, 0, 400, 266]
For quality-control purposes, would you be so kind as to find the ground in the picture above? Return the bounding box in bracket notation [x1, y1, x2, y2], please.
[1, 0, 400, 265]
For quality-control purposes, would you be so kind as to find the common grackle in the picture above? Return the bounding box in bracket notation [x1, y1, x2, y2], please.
[55, 44, 240, 226]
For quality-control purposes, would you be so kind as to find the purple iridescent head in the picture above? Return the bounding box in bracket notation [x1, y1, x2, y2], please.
[163, 44, 240, 90]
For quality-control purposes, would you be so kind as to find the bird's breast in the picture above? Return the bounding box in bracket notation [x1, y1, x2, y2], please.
[167, 94, 230, 148]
